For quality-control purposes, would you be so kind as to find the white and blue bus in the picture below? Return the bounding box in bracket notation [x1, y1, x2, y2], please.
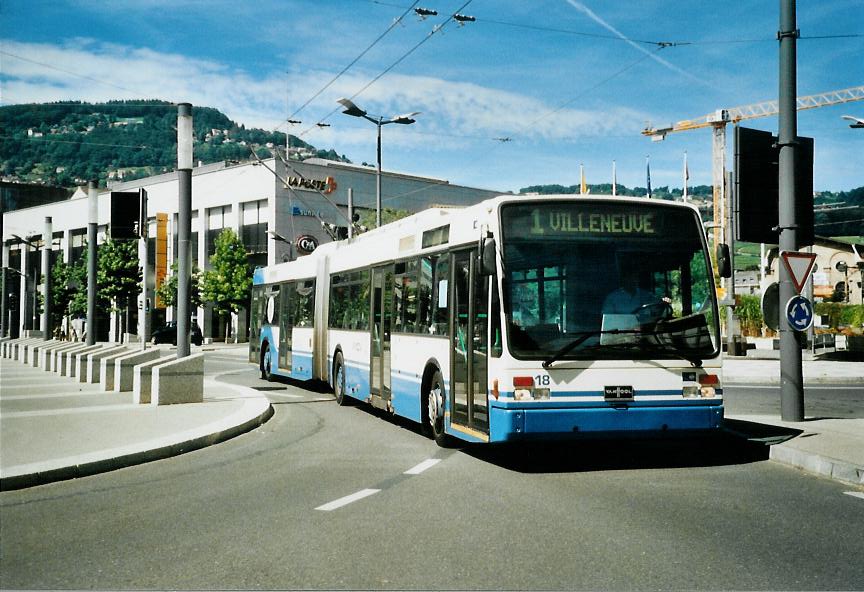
[250, 195, 724, 445]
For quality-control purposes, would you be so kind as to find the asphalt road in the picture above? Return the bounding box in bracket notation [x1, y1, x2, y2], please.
[2, 353, 863, 590]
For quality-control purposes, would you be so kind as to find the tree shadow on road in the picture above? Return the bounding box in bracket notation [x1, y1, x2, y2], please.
[462, 420, 802, 474]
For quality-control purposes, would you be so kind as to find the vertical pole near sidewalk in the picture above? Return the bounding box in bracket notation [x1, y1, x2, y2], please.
[139, 189, 149, 351]
[41, 216, 52, 340]
[87, 181, 98, 346]
[177, 103, 193, 359]
[778, 0, 804, 421]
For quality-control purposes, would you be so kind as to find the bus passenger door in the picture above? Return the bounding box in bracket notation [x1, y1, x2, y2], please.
[370, 266, 393, 405]
[279, 283, 294, 372]
[450, 250, 489, 437]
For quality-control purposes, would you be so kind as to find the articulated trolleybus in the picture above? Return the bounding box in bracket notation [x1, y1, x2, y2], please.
[250, 195, 724, 445]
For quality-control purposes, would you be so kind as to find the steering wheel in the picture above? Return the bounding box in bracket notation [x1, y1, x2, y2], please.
[633, 300, 673, 321]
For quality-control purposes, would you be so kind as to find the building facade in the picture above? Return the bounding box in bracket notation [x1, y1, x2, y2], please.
[1, 157, 503, 341]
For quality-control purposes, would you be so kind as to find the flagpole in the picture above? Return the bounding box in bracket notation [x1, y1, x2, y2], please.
[612, 160, 617, 196]
[683, 151, 689, 202]
[646, 155, 652, 198]
[580, 163, 586, 195]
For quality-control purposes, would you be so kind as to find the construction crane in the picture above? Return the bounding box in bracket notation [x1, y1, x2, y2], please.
[642, 85, 864, 258]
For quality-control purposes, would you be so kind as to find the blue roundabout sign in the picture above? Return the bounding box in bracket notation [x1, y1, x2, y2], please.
[785, 295, 814, 332]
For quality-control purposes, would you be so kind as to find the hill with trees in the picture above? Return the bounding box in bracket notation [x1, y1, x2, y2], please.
[0, 100, 349, 187]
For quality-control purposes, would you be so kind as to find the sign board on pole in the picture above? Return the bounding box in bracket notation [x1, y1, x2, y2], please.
[780, 250, 817, 294]
[785, 294, 814, 332]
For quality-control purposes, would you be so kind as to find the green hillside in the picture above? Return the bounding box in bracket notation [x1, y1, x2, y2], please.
[0, 100, 348, 187]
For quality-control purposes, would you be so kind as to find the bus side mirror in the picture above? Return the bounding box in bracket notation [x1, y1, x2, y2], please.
[717, 244, 732, 278]
[480, 237, 497, 276]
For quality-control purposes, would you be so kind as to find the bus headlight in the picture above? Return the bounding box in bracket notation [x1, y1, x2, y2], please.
[512, 377, 551, 400]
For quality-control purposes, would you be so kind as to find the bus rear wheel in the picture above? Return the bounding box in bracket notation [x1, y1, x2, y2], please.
[333, 353, 350, 406]
[261, 343, 274, 382]
[426, 369, 447, 446]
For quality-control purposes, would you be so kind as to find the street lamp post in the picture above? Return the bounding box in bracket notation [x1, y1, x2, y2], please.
[337, 98, 419, 228]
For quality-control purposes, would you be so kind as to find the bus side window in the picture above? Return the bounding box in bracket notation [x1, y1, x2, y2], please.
[491, 275, 502, 357]
[432, 255, 449, 336]
[416, 256, 435, 335]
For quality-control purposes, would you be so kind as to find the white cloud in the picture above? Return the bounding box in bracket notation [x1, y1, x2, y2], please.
[2, 39, 651, 151]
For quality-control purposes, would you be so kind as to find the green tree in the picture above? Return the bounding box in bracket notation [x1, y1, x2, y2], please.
[97, 238, 142, 337]
[49, 257, 86, 337]
[155, 261, 202, 310]
[201, 229, 251, 341]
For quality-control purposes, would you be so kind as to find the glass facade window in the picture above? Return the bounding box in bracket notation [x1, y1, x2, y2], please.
[241, 200, 268, 254]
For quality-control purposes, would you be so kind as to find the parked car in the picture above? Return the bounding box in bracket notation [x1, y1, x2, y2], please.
[151, 321, 203, 346]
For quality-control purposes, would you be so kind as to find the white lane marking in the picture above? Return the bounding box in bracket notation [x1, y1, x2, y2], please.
[843, 491, 864, 500]
[315, 488, 381, 511]
[404, 458, 441, 475]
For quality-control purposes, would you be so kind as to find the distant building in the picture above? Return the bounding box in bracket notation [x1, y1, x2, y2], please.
[763, 237, 864, 305]
[2, 158, 504, 341]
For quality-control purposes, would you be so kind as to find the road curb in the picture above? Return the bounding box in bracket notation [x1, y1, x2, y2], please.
[769, 444, 864, 486]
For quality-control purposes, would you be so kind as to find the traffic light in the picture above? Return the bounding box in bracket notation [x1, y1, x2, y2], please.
[734, 126, 813, 247]
[110, 191, 142, 239]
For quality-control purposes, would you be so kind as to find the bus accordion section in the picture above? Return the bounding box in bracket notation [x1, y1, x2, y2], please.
[250, 195, 724, 446]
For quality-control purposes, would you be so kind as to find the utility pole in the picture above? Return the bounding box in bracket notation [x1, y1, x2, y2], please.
[41, 217, 52, 340]
[176, 103, 193, 358]
[86, 181, 98, 346]
[778, 0, 804, 421]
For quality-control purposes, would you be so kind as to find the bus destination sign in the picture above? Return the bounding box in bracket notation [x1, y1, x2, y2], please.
[528, 208, 656, 236]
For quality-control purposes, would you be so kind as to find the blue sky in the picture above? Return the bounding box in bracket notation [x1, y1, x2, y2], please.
[1, 0, 862, 193]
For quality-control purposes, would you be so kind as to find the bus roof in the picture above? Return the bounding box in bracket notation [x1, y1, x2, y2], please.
[254, 194, 703, 285]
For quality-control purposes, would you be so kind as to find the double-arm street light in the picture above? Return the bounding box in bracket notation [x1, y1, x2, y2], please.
[337, 98, 419, 228]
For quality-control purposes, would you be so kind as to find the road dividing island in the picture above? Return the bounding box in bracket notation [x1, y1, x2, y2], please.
[69, 345, 105, 378]
[151, 354, 204, 406]
[59, 344, 102, 376]
[41, 342, 82, 371]
[28, 339, 60, 367]
[17, 338, 42, 363]
[110, 349, 163, 392]
[133, 354, 204, 405]
[84, 346, 128, 384]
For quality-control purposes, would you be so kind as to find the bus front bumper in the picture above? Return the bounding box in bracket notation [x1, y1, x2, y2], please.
[488, 401, 724, 442]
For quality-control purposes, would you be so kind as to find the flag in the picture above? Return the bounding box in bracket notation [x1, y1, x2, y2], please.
[580, 163, 587, 195]
[612, 160, 617, 196]
[646, 156, 652, 198]
[683, 151, 689, 202]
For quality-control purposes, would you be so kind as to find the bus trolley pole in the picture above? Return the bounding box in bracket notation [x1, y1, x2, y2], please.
[176, 103, 193, 359]
[778, 0, 805, 421]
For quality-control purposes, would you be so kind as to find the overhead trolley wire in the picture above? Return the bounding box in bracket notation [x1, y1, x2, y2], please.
[297, 0, 473, 138]
[284, 0, 421, 125]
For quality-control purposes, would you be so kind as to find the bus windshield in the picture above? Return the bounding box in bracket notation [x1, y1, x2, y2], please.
[500, 201, 719, 364]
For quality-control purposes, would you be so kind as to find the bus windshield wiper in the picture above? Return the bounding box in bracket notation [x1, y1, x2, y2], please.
[541, 329, 641, 369]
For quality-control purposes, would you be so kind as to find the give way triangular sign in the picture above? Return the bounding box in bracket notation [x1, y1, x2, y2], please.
[781, 250, 817, 294]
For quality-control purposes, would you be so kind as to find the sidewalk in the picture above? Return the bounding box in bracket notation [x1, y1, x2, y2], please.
[0, 341, 272, 490]
[722, 354, 864, 385]
[1, 339, 861, 489]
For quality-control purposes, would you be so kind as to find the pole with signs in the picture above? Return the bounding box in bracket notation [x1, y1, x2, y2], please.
[778, 0, 804, 422]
